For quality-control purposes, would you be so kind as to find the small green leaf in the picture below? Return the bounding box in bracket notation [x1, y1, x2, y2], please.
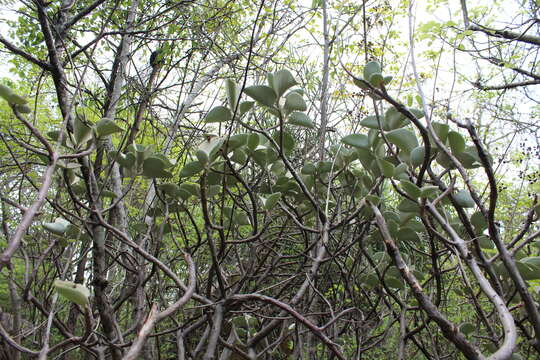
[459, 323, 475, 336]
[521, 256, 540, 268]
[96, 118, 123, 137]
[110, 151, 136, 169]
[207, 184, 221, 197]
[385, 277, 404, 289]
[317, 161, 332, 173]
[159, 183, 179, 197]
[179, 161, 204, 178]
[43, 218, 70, 235]
[301, 162, 317, 174]
[361, 274, 379, 287]
[244, 85, 277, 107]
[420, 185, 439, 198]
[143, 157, 172, 178]
[368, 72, 384, 87]
[436, 151, 455, 169]
[272, 131, 296, 154]
[393, 163, 409, 178]
[226, 134, 248, 151]
[247, 133, 260, 150]
[397, 227, 420, 242]
[478, 236, 494, 249]
[231, 148, 247, 164]
[341, 134, 369, 149]
[284, 92, 307, 112]
[360, 115, 381, 129]
[101, 190, 117, 199]
[197, 136, 223, 164]
[0, 84, 14, 101]
[233, 211, 251, 226]
[54, 280, 90, 306]
[398, 199, 420, 213]
[353, 77, 370, 90]
[377, 158, 394, 177]
[225, 79, 240, 110]
[410, 146, 426, 167]
[385, 107, 408, 131]
[454, 190, 475, 208]
[470, 212, 487, 231]
[400, 180, 421, 198]
[455, 148, 482, 168]
[516, 261, 540, 280]
[363, 61, 382, 81]
[408, 108, 424, 119]
[386, 128, 419, 154]
[366, 194, 380, 205]
[74, 114, 93, 146]
[273, 69, 298, 97]
[448, 131, 466, 153]
[288, 112, 314, 128]
[205, 106, 232, 123]
[431, 122, 450, 142]
[8, 93, 28, 105]
[263, 192, 281, 210]
[179, 182, 200, 198]
[240, 101, 254, 114]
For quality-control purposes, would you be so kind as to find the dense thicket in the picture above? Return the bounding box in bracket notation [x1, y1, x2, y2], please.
[0, 0, 539, 359]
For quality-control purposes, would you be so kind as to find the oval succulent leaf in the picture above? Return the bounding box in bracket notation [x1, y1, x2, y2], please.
[284, 92, 307, 112]
[96, 118, 123, 137]
[368, 72, 384, 87]
[341, 134, 369, 149]
[179, 182, 200, 198]
[386, 128, 419, 154]
[478, 235, 495, 249]
[43, 219, 69, 235]
[179, 161, 204, 178]
[360, 115, 381, 129]
[0, 84, 14, 101]
[454, 190, 475, 208]
[400, 180, 421, 198]
[288, 112, 314, 128]
[240, 101, 254, 115]
[54, 279, 90, 306]
[244, 85, 277, 107]
[431, 122, 450, 142]
[410, 146, 426, 167]
[448, 131, 466, 153]
[264, 192, 281, 210]
[205, 106, 232, 123]
[363, 61, 382, 81]
[459, 322, 475, 336]
[225, 79, 240, 110]
[8, 93, 28, 105]
[377, 158, 394, 177]
[273, 69, 298, 97]
[143, 156, 166, 177]
[74, 115, 93, 146]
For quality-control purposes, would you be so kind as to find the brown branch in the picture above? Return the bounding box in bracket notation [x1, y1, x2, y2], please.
[122, 254, 197, 360]
[228, 294, 346, 360]
[474, 79, 540, 91]
[468, 24, 540, 46]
